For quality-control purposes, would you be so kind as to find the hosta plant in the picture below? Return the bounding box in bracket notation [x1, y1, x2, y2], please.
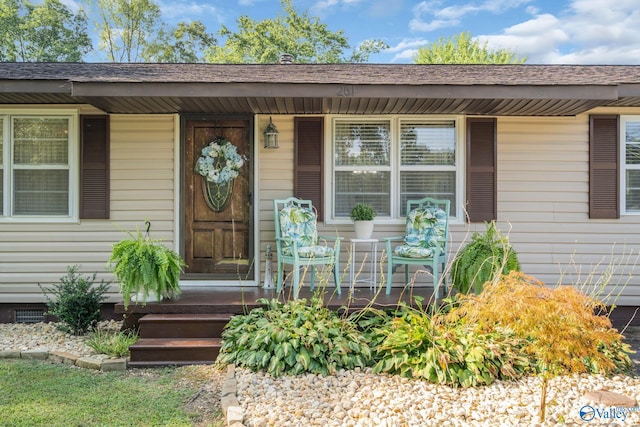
[218, 298, 372, 377]
[367, 304, 532, 387]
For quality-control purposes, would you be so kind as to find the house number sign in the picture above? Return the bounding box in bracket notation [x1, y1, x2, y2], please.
[337, 85, 355, 97]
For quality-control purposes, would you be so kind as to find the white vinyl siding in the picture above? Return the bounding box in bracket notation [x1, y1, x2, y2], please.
[0, 113, 177, 302]
[495, 113, 640, 305]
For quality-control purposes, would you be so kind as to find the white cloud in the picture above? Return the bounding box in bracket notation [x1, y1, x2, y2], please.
[386, 38, 432, 53]
[383, 38, 431, 63]
[476, 0, 640, 64]
[410, 0, 533, 33]
[409, 18, 458, 32]
[391, 49, 419, 62]
[311, 0, 364, 16]
[157, 1, 225, 24]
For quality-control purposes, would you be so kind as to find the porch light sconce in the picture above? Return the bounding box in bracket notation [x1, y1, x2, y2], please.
[263, 117, 279, 149]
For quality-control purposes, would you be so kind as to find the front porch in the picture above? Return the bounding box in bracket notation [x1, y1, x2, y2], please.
[115, 285, 437, 366]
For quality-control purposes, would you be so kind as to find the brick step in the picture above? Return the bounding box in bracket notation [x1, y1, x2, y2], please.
[128, 338, 222, 365]
[137, 313, 233, 339]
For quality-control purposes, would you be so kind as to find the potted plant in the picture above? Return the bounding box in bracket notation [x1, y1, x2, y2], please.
[108, 226, 186, 309]
[350, 203, 377, 239]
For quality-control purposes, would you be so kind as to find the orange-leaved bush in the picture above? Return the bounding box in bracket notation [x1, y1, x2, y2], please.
[446, 271, 632, 376]
[444, 271, 633, 422]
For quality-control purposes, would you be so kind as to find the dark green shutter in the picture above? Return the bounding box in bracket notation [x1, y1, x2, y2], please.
[80, 115, 110, 219]
[466, 118, 497, 223]
[589, 115, 619, 219]
[294, 117, 324, 221]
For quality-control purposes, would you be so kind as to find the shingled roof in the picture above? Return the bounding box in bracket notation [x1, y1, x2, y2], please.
[1, 62, 639, 115]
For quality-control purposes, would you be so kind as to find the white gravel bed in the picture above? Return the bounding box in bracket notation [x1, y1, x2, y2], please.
[236, 367, 640, 426]
[0, 320, 122, 358]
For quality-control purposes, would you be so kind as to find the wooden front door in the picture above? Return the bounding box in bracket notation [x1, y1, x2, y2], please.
[183, 118, 253, 280]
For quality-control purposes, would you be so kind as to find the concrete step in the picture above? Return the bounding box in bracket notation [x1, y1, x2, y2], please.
[128, 338, 222, 366]
[137, 313, 233, 339]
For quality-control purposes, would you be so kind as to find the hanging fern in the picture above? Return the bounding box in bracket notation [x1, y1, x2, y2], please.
[108, 228, 186, 309]
[450, 221, 520, 294]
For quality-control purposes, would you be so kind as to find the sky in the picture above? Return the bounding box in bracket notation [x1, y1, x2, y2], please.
[85, 0, 640, 64]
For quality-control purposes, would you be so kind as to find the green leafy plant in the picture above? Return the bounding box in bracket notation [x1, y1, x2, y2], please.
[39, 265, 110, 335]
[349, 203, 376, 221]
[108, 226, 186, 309]
[218, 298, 372, 377]
[86, 329, 139, 358]
[450, 221, 520, 294]
[366, 304, 532, 387]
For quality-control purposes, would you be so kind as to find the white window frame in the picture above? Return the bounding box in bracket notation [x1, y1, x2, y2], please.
[621, 115, 640, 215]
[0, 109, 79, 223]
[325, 115, 464, 224]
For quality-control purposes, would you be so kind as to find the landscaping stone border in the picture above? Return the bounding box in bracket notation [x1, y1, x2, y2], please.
[0, 349, 127, 372]
[221, 364, 245, 427]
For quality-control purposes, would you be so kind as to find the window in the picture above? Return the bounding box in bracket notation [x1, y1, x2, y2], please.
[399, 121, 456, 216]
[622, 116, 640, 214]
[0, 112, 77, 220]
[331, 117, 461, 220]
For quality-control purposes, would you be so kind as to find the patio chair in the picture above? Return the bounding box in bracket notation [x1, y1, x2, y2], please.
[383, 197, 450, 297]
[273, 197, 342, 298]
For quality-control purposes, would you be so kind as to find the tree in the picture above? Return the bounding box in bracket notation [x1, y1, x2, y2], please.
[414, 32, 526, 64]
[205, 0, 387, 64]
[92, 0, 161, 62]
[0, 0, 92, 62]
[142, 21, 216, 63]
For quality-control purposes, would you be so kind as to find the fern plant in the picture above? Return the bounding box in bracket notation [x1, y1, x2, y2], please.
[108, 228, 186, 309]
[450, 221, 520, 294]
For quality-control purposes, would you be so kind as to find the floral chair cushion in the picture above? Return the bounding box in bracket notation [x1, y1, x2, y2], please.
[279, 205, 334, 258]
[394, 207, 447, 258]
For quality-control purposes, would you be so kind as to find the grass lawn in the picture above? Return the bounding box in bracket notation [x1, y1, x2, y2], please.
[0, 359, 224, 427]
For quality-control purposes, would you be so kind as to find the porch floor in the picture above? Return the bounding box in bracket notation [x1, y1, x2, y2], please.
[114, 285, 437, 317]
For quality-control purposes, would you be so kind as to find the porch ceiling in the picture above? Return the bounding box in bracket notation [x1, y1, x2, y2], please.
[67, 95, 610, 116]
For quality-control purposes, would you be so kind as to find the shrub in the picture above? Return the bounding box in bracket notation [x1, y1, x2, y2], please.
[450, 221, 520, 294]
[86, 329, 139, 357]
[40, 265, 110, 335]
[446, 271, 633, 421]
[447, 271, 633, 376]
[218, 298, 372, 377]
[365, 304, 532, 387]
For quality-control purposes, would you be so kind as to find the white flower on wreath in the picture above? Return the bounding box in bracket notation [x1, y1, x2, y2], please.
[194, 138, 246, 184]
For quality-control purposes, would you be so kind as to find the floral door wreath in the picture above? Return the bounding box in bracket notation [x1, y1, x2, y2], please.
[195, 137, 247, 212]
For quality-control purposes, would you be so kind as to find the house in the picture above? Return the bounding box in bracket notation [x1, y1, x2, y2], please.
[1, 63, 639, 325]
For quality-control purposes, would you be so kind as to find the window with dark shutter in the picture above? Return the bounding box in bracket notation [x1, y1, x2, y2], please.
[80, 115, 110, 219]
[294, 117, 324, 221]
[589, 115, 619, 219]
[466, 118, 496, 223]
